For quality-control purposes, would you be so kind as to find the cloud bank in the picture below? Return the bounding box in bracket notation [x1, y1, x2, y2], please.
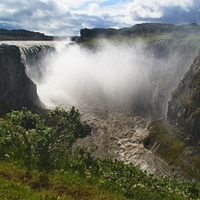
[0, 0, 199, 36]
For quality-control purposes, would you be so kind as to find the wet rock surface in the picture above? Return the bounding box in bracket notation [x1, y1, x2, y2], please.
[167, 51, 200, 142]
[0, 44, 42, 110]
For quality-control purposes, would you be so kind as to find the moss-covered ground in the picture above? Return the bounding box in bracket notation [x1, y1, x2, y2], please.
[147, 121, 200, 182]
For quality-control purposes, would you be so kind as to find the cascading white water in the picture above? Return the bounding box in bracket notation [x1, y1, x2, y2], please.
[1, 40, 196, 117]
[17, 39, 194, 117]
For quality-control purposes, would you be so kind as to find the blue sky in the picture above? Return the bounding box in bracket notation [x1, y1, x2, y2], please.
[0, 0, 199, 36]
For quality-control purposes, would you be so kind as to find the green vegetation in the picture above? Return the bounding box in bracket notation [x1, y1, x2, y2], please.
[0, 107, 200, 199]
[79, 26, 200, 49]
[147, 121, 200, 182]
[179, 94, 192, 107]
[147, 122, 185, 164]
[92, 31, 200, 46]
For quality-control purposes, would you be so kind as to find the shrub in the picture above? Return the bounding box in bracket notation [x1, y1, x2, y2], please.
[0, 107, 88, 173]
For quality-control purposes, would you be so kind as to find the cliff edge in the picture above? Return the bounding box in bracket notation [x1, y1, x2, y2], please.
[0, 44, 43, 112]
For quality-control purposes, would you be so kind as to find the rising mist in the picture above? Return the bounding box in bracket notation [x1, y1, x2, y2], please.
[22, 39, 196, 118]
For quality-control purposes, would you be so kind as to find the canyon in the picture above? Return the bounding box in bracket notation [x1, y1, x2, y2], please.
[1, 23, 200, 179]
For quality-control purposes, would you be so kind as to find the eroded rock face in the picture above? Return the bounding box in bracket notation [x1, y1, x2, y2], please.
[0, 44, 43, 110]
[167, 51, 200, 142]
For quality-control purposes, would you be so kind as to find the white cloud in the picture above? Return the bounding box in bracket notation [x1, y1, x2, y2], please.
[126, 0, 194, 20]
[159, 0, 193, 9]
[0, 0, 199, 36]
[128, 0, 193, 8]
[89, 3, 100, 15]
[127, 3, 162, 19]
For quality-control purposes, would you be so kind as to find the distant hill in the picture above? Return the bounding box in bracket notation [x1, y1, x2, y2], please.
[0, 29, 54, 40]
[80, 23, 200, 40]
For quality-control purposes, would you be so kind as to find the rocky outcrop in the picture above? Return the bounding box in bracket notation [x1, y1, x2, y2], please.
[80, 28, 117, 39]
[167, 51, 200, 142]
[0, 44, 43, 111]
[80, 23, 200, 40]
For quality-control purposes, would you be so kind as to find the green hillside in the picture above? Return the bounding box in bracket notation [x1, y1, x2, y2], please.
[0, 29, 53, 40]
[0, 107, 199, 199]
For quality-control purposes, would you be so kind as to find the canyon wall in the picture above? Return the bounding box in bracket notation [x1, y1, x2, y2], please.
[0, 44, 43, 111]
[167, 51, 200, 142]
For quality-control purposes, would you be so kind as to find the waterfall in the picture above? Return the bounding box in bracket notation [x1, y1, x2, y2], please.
[1, 40, 198, 118]
[19, 42, 56, 84]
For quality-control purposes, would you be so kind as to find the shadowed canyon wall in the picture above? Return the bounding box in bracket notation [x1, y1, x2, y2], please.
[167, 51, 200, 142]
[0, 44, 43, 111]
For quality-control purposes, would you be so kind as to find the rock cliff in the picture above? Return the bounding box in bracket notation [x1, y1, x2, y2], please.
[147, 51, 200, 180]
[167, 51, 200, 142]
[0, 44, 43, 111]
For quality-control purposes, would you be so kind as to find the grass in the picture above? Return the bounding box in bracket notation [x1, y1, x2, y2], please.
[0, 162, 54, 200]
[1, 158, 200, 200]
[0, 161, 126, 200]
[0, 108, 200, 199]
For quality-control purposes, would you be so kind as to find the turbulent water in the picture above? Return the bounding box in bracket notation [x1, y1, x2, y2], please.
[72, 103, 173, 176]
[1, 40, 198, 176]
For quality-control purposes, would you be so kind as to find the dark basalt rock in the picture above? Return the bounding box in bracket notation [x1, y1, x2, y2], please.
[167, 51, 200, 142]
[0, 44, 44, 111]
[80, 28, 117, 39]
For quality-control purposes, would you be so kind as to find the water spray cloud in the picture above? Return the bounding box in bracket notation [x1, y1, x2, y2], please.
[25, 39, 195, 117]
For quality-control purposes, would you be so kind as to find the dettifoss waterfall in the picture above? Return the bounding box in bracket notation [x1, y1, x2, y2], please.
[0, 40, 196, 176]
